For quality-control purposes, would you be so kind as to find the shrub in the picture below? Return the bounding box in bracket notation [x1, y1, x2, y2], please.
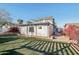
[8, 27, 20, 33]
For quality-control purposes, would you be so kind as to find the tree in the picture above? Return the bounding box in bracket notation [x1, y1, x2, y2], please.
[0, 9, 12, 25]
[64, 25, 79, 41]
[17, 19, 23, 24]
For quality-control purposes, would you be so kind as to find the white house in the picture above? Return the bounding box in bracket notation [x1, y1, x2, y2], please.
[19, 16, 58, 38]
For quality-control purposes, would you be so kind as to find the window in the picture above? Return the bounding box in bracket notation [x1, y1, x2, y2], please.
[29, 27, 34, 32]
[38, 26, 42, 29]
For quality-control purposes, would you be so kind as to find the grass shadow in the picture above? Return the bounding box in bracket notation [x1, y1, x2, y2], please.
[0, 50, 23, 55]
[0, 35, 19, 44]
[0, 47, 23, 55]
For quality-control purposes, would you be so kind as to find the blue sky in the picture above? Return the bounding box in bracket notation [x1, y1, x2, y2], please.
[0, 3, 79, 27]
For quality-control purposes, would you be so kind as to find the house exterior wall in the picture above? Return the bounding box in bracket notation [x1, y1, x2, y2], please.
[27, 26, 37, 36]
[48, 25, 53, 37]
[19, 25, 49, 37]
[19, 26, 27, 35]
[37, 25, 48, 36]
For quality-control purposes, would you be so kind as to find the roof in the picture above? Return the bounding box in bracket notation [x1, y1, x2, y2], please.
[31, 16, 53, 21]
[19, 22, 53, 26]
[65, 23, 79, 27]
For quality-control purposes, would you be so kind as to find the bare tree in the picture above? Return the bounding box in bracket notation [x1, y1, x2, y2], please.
[0, 9, 12, 25]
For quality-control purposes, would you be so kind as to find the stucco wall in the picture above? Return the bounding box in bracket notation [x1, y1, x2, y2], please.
[19, 26, 27, 35]
[27, 26, 36, 36]
[19, 25, 51, 37]
[48, 25, 53, 37]
[37, 25, 48, 36]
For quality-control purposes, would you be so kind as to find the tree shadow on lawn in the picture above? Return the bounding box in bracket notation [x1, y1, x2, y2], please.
[21, 41, 72, 55]
[0, 36, 19, 44]
[0, 42, 72, 55]
[0, 49, 23, 55]
[0, 41, 33, 55]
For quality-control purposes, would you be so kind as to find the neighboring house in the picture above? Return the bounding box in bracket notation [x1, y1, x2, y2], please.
[19, 16, 58, 38]
[0, 25, 7, 33]
[2, 24, 11, 32]
[0, 22, 16, 33]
